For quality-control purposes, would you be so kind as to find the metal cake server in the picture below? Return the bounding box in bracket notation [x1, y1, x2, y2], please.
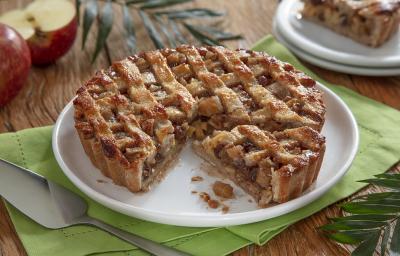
[0, 158, 188, 256]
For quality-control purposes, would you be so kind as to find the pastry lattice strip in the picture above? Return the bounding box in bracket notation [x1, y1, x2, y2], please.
[131, 47, 325, 130]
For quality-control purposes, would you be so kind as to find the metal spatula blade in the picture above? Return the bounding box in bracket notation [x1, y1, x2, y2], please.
[0, 158, 187, 256]
[0, 159, 87, 228]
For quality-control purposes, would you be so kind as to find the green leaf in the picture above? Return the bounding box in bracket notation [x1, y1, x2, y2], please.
[191, 25, 243, 41]
[321, 220, 387, 231]
[155, 16, 176, 48]
[390, 219, 400, 256]
[78, 0, 242, 64]
[375, 173, 400, 180]
[381, 225, 391, 256]
[344, 230, 380, 241]
[323, 174, 400, 256]
[155, 8, 224, 19]
[125, 0, 147, 4]
[140, 0, 193, 9]
[359, 178, 400, 190]
[326, 230, 376, 244]
[342, 203, 400, 214]
[331, 214, 396, 222]
[75, 0, 83, 24]
[82, 0, 98, 49]
[183, 23, 221, 46]
[139, 10, 164, 49]
[169, 19, 187, 44]
[352, 198, 400, 206]
[352, 231, 381, 256]
[92, 0, 113, 62]
[326, 232, 362, 244]
[122, 4, 136, 54]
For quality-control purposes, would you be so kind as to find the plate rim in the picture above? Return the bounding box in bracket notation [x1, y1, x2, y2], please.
[276, 0, 400, 68]
[273, 19, 400, 76]
[52, 83, 359, 227]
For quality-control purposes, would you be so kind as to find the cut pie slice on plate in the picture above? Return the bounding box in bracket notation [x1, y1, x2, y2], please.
[301, 0, 400, 47]
[194, 125, 325, 207]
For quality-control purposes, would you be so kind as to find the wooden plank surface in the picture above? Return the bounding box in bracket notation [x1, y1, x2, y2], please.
[0, 0, 399, 255]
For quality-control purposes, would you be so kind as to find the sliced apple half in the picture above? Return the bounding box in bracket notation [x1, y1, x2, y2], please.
[0, 0, 78, 65]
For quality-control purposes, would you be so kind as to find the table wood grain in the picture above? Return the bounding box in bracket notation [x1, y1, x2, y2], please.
[0, 1, 399, 255]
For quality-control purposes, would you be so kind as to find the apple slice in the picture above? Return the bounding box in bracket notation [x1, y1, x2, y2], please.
[0, 0, 78, 65]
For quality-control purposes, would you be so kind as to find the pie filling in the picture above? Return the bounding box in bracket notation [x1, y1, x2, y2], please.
[301, 0, 400, 47]
[74, 45, 326, 207]
[194, 125, 325, 206]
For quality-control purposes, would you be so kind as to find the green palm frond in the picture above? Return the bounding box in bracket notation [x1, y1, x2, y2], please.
[78, 0, 242, 62]
[321, 173, 400, 256]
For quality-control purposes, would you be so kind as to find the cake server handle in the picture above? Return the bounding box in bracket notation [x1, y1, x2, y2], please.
[77, 215, 189, 256]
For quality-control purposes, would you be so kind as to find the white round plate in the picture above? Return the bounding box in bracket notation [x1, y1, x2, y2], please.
[53, 84, 358, 227]
[276, 0, 400, 68]
[273, 21, 400, 76]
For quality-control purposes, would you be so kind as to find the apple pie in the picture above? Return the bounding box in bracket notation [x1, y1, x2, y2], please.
[301, 0, 400, 47]
[74, 45, 326, 207]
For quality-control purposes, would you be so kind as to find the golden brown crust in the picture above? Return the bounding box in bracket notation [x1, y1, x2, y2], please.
[74, 46, 326, 206]
[199, 125, 325, 204]
[302, 0, 400, 47]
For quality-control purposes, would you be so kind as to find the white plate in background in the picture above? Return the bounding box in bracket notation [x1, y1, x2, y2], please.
[276, 0, 400, 68]
[273, 20, 400, 76]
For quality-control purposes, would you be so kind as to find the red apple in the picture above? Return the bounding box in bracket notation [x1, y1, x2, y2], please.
[0, 23, 31, 106]
[0, 0, 78, 65]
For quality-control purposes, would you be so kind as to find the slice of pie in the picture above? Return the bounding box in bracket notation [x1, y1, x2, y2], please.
[73, 45, 326, 207]
[194, 125, 325, 207]
[301, 0, 400, 47]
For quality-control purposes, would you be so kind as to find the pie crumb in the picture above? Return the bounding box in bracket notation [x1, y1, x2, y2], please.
[191, 190, 198, 194]
[222, 205, 230, 214]
[199, 192, 211, 202]
[97, 179, 107, 183]
[199, 192, 220, 209]
[213, 181, 234, 199]
[191, 176, 204, 182]
[208, 199, 219, 209]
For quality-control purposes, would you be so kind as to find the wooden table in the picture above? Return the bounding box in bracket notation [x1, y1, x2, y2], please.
[0, 1, 399, 255]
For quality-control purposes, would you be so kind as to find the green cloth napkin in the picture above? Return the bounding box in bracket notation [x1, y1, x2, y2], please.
[1, 35, 399, 256]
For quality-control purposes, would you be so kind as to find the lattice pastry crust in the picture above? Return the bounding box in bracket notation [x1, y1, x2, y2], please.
[74, 45, 326, 207]
[301, 0, 400, 47]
